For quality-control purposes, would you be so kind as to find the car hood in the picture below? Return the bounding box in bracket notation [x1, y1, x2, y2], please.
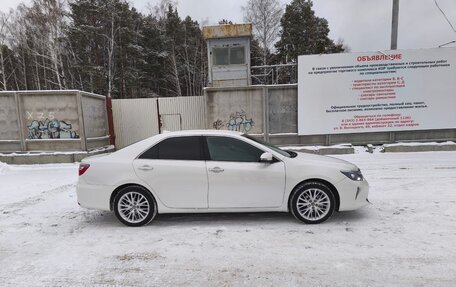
[289, 151, 358, 171]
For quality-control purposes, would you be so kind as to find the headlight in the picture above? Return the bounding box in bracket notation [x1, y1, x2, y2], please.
[341, 170, 364, 181]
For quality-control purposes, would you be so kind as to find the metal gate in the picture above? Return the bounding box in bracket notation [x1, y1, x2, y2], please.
[160, 114, 182, 132]
[112, 96, 205, 149]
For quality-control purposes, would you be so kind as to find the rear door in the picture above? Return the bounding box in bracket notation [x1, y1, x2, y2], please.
[205, 136, 286, 208]
[133, 136, 208, 208]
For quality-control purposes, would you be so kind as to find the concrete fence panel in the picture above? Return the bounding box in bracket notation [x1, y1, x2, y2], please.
[206, 87, 263, 134]
[81, 92, 110, 149]
[268, 85, 298, 134]
[0, 93, 21, 152]
[0, 90, 110, 153]
[20, 91, 82, 151]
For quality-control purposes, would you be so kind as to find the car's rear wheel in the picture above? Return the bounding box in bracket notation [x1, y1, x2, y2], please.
[114, 186, 157, 227]
[290, 182, 335, 224]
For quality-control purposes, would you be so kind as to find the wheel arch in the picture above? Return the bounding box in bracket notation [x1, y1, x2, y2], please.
[110, 183, 157, 211]
[288, 178, 340, 212]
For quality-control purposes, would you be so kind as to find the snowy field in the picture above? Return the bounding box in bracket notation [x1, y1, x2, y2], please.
[1, 151, 456, 287]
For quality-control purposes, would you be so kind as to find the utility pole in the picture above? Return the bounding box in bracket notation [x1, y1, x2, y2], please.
[390, 0, 399, 50]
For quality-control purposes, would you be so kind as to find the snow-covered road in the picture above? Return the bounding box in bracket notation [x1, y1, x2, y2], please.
[1, 151, 456, 286]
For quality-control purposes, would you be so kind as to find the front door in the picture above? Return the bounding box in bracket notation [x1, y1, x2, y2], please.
[205, 136, 285, 208]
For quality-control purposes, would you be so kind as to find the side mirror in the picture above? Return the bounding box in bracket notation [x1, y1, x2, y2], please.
[260, 152, 274, 163]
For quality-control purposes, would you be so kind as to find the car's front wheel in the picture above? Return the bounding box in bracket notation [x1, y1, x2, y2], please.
[290, 182, 335, 224]
[114, 186, 157, 227]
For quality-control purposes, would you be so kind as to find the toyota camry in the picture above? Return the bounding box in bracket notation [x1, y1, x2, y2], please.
[77, 130, 369, 226]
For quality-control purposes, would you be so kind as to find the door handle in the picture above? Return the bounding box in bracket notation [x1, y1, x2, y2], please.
[138, 165, 154, 171]
[209, 167, 224, 173]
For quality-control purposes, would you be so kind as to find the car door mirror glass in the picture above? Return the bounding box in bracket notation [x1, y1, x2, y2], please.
[260, 152, 273, 163]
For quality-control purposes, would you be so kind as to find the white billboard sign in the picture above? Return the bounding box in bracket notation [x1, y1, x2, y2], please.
[298, 48, 456, 135]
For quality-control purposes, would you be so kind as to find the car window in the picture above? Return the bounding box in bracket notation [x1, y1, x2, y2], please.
[243, 134, 291, 158]
[206, 136, 264, 162]
[139, 136, 202, 160]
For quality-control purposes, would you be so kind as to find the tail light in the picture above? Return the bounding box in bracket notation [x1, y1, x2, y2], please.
[79, 163, 90, 176]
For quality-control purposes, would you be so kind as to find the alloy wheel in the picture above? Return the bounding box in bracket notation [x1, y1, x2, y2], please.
[117, 191, 151, 224]
[296, 188, 331, 221]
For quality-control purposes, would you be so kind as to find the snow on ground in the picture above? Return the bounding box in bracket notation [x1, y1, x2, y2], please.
[1, 151, 456, 286]
[384, 141, 456, 147]
[0, 161, 10, 175]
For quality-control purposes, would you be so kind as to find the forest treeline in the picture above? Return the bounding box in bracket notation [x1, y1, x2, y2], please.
[0, 0, 344, 98]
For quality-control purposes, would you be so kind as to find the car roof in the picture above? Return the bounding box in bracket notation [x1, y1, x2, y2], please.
[159, 130, 243, 136]
[109, 130, 244, 159]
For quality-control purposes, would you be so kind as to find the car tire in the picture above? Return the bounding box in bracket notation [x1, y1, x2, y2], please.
[114, 186, 157, 227]
[290, 182, 336, 224]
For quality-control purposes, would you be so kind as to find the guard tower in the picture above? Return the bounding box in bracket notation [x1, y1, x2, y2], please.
[202, 23, 252, 88]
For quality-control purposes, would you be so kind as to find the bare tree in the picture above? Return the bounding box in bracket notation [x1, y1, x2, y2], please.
[0, 11, 11, 90]
[16, 0, 69, 90]
[243, 0, 283, 65]
[148, 0, 177, 20]
[40, 0, 68, 89]
[8, 4, 30, 89]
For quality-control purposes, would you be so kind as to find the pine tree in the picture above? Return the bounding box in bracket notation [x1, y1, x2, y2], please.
[275, 0, 344, 63]
[139, 14, 166, 97]
[68, 0, 107, 94]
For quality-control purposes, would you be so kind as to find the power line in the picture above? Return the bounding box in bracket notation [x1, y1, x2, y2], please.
[439, 40, 456, 48]
[434, 0, 456, 33]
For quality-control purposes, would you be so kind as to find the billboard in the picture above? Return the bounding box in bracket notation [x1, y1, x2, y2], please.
[297, 48, 456, 135]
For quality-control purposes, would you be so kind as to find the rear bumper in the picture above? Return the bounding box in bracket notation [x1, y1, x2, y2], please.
[76, 179, 114, 211]
[335, 178, 370, 211]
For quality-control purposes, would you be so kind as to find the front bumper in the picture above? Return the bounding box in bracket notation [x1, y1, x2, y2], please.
[335, 177, 370, 211]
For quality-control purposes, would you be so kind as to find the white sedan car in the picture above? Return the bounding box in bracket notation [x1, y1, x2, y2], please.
[77, 130, 369, 226]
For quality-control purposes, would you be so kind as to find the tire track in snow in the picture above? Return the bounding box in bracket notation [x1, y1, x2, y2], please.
[0, 183, 76, 215]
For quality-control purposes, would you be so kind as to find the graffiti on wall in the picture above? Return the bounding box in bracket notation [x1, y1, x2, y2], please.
[212, 110, 255, 132]
[227, 110, 255, 132]
[212, 119, 225, 130]
[27, 119, 80, 139]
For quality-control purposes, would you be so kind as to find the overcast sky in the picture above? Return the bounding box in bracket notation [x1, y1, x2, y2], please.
[1, 0, 455, 52]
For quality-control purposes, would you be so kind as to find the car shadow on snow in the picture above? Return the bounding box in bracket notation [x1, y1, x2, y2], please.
[154, 212, 293, 226]
[153, 209, 370, 227]
[81, 209, 371, 227]
[126, 211, 365, 226]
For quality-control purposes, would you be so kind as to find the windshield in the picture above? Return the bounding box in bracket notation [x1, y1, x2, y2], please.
[243, 134, 292, 158]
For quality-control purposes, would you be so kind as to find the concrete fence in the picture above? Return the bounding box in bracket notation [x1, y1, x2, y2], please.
[0, 90, 110, 152]
[205, 84, 456, 145]
[8, 86, 450, 156]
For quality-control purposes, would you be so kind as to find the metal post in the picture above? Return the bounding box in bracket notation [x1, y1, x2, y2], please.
[14, 92, 26, 151]
[263, 86, 270, 142]
[156, 98, 161, 134]
[76, 91, 87, 151]
[391, 0, 399, 50]
[389, 131, 395, 143]
[105, 95, 116, 146]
